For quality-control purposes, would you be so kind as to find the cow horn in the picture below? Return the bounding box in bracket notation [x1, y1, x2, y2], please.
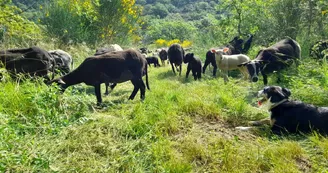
[58, 78, 66, 84]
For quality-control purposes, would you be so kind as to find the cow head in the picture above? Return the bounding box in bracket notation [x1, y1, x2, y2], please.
[238, 60, 269, 82]
[211, 48, 230, 61]
[47, 78, 67, 92]
[184, 53, 194, 63]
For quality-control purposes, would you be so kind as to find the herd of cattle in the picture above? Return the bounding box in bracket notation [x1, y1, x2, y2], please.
[0, 36, 327, 105]
[1, 36, 328, 135]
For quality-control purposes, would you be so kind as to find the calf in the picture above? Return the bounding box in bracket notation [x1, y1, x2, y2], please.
[0, 46, 55, 80]
[184, 53, 202, 80]
[158, 48, 168, 66]
[168, 44, 184, 75]
[146, 57, 160, 67]
[236, 86, 328, 135]
[48, 49, 73, 75]
[238, 38, 301, 85]
[49, 49, 149, 105]
[203, 47, 227, 76]
[211, 48, 250, 82]
[203, 34, 254, 76]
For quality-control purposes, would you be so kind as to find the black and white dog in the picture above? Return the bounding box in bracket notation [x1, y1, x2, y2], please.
[236, 86, 328, 135]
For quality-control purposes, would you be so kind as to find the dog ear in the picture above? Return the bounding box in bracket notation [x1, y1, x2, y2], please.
[282, 88, 291, 97]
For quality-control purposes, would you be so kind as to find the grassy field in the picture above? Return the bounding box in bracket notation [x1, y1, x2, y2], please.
[1, 45, 328, 172]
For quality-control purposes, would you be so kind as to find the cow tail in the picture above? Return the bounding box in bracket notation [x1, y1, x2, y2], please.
[145, 63, 150, 90]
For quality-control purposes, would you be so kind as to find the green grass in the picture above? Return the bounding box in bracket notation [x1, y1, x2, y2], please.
[1, 46, 328, 172]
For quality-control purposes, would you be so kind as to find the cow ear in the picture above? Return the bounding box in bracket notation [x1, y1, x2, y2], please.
[191, 53, 194, 57]
[223, 47, 230, 53]
[211, 49, 216, 53]
[237, 61, 249, 67]
[282, 87, 291, 97]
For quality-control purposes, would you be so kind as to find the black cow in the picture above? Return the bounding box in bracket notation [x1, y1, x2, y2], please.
[146, 57, 160, 67]
[238, 38, 301, 85]
[158, 48, 168, 66]
[184, 53, 202, 80]
[49, 49, 149, 105]
[0, 46, 55, 80]
[168, 44, 184, 76]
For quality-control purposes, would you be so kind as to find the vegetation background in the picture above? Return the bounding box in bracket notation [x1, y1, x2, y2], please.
[0, 0, 328, 172]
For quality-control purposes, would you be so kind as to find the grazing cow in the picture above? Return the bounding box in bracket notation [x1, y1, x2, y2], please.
[211, 48, 250, 82]
[158, 48, 168, 66]
[236, 86, 328, 135]
[48, 49, 73, 75]
[184, 53, 202, 80]
[94, 44, 123, 56]
[0, 46, 55, 80]
[203, 34, 254, 75]
[168, 44, 184, 75]
[49, 49, 149, 105]
[310, 40, 328, 60]
[238, 38, 301, 85]
[146, 57, 160, 67]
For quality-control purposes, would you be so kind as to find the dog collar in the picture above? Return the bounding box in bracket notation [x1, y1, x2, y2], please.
[269, 99, 289, 111]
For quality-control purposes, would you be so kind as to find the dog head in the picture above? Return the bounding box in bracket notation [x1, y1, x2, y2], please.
[257, 86, 291, 109]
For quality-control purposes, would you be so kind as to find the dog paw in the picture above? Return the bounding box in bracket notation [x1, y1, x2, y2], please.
[235, 126, 253, 131]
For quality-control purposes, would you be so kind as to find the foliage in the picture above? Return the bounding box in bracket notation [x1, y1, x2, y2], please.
[41, 0, 142, 45]
[0, 0, 42, 45]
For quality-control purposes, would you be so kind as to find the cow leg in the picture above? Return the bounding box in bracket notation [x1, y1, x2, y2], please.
[129, 79, 140, 100]
[222, 71, 229, 83]
[186, 66, 191, 79]
[192, 71, 197, 80]
[211, 61, 217, 77]
[239, 67, 249, 80]
[179, 64, 182, 76]
[277, 72, 282, 84]
[105, 82, 109, 95]
[197, 71, 201, 80]
[262, 73, 268, 85]
[203, 59, 210, 73]
[139, 79, 146, 100]
[94, 84, 102, 105]
[171, 63, 176, 74]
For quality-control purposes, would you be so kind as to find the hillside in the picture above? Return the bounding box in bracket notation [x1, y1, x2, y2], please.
[136, 0, 219, 21]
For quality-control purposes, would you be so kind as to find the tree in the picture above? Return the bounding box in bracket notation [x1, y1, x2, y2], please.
[0, 0, 42, 44]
